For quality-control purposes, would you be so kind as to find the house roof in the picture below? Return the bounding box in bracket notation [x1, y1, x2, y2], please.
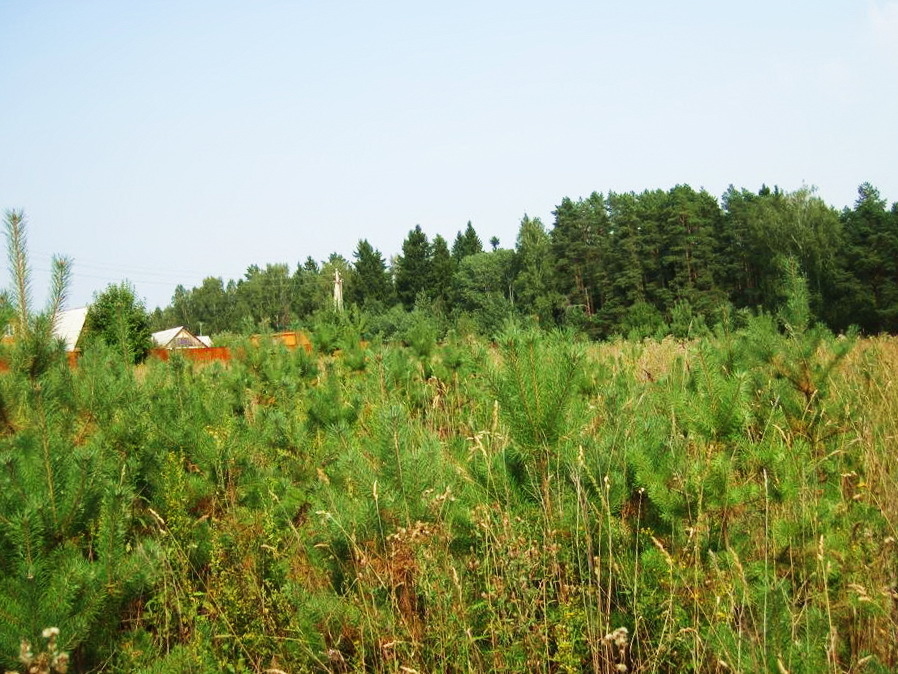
[152, 326, 208, 349]
[53, 307, 89, 351]
[152, 326, 187, 347]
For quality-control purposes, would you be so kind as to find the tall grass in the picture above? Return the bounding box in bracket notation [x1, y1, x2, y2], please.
[2, 306, 897, 671]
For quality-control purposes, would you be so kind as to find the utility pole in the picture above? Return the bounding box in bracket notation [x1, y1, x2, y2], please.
[333, 269, 344, 312]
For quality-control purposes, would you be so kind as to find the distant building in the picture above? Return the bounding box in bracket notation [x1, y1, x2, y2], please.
[152, 326, 207, 349]
[53, 307, 89, 351]
[0, 307, 88, 369]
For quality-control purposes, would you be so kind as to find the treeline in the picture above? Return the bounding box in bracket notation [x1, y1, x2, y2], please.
[152, 182, 898, 338]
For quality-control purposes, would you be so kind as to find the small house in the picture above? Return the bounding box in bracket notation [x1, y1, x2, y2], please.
[152, 326, 206, 349]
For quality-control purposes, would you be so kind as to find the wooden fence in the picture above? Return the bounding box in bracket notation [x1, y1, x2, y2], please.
[1, 330, 314, 371]
[147, 346, 232, 363]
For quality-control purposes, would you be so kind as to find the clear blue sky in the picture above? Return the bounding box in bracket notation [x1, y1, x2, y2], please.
[2, 0, 897, 310]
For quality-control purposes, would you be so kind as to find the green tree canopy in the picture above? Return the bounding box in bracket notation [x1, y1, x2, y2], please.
[161, 276, 233, 335]
[454, 249, 516, 334]
[231, 263, 296, 331]
[84, 281, 153, 363]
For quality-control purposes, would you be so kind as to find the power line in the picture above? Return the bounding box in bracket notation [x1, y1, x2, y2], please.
[28, 251, 219, 281]
[31, 267, 187, 287]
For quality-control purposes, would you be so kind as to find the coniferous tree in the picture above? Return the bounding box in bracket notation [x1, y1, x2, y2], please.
[836, 183, 898, 332]
[293, 256, 322, 320]
[661, 185, 724, 316]
[513, 215, 558, 325]
[630, 189, 670, 309]
[550, 193, 610, 330]
[606, 192, 647, 312]
[2, 210, 72, 379]
[717, 186, 764, 308]
[0, 211, 151, 667]
[429, 234, 455, 311]
[452, 221, 483, 261]
[351, 239, 393, 310]
[395, 225, 431, 309]
[139, 182, 898, 338]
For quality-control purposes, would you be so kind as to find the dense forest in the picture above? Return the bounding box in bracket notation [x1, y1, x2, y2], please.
[151, 183, 898, 340]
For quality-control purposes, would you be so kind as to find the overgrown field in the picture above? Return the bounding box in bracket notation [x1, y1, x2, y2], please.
[1, 318, 897, 673]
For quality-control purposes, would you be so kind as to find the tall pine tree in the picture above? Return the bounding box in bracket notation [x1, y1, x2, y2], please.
[452, 221, 483, 261]
[351, 239, 393, 310]
[514, 215, 558, 325]
[429, 234, 455, 311]
[395, 225, 431, 309]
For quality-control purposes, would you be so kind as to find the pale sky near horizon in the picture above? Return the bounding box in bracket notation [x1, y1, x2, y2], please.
[2, 1, 897, 311]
